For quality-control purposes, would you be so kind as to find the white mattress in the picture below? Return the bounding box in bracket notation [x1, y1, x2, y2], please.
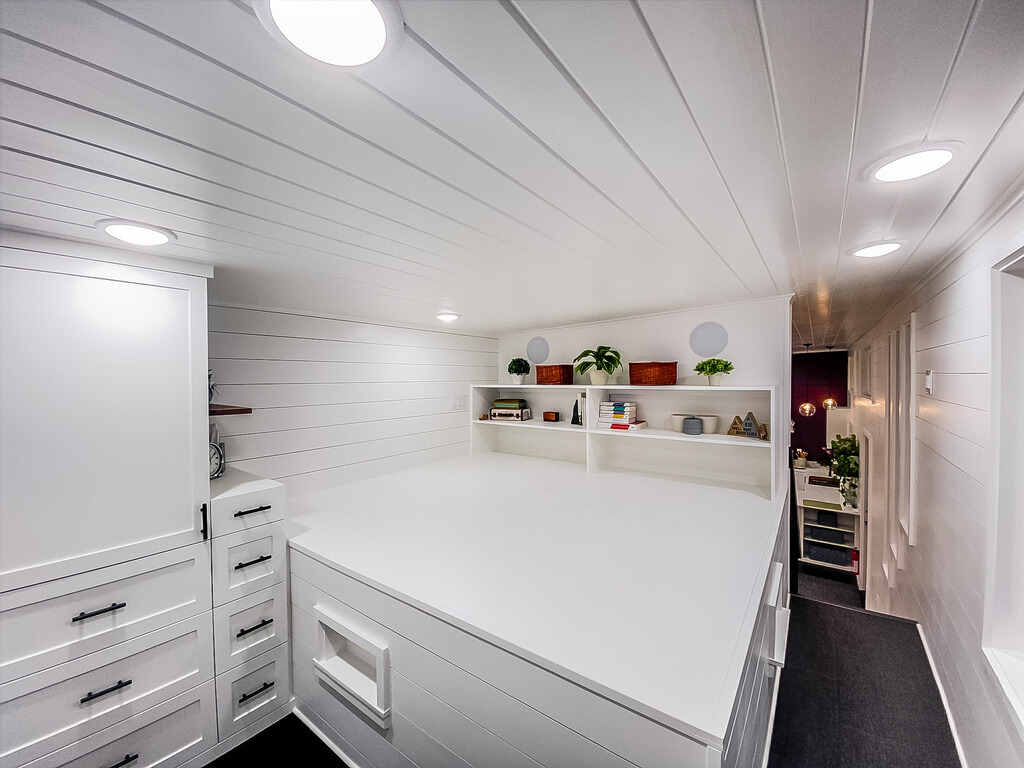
[287, 453, 786, 743]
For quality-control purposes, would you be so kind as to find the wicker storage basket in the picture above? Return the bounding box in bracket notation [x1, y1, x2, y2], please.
[628, 361, 677, 386]
[536, 364, 574, 385]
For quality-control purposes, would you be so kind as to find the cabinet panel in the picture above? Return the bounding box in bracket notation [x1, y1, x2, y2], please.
[20, 680, 217, 768]
[213, 582, 289, 674]
[1, 543, 211, 682]
[0, 614, 214, 768]
[212, 524, 286, 607]
[215, 642, 291, 741]
[209, 468, 285, 539]
[0, 255, 209, 591]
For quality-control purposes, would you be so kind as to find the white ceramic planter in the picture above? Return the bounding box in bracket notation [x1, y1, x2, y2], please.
[589, 370, 609, 386]
[697, 415, 720, 434]
[707, 373, 723, 386]
[511, 374, 525, 385]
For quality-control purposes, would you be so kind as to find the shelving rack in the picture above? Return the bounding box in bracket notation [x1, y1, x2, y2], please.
[794, 468, 860, 572]
[470, 384, 778, 500]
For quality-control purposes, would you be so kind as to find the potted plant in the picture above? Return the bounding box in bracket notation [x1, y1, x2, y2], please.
[507, 357, 530, 384]
[694, 358, 734, 385]
[573, 346, 622, 385]
[827, 433, 860, 507]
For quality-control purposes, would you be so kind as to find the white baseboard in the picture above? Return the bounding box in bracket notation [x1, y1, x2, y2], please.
[917, 624, 969, 768]
[293, 702, 371, 768]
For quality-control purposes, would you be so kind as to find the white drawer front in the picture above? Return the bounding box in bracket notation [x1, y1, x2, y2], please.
[209, 472, 285, 539]
[212, 525, 285, 607]
[1, 544, 211, 682]
[213, 582, 289, 674]
[20, 680, 217, 768]
[0, 614, 214, 768]
[215, 642, 291, 740]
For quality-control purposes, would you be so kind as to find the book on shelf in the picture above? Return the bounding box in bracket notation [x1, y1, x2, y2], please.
[597, 412, 635, 419]
[601, 401, 637, 407]
[492, 398, 528, 409]
[596, 420, 647, 430]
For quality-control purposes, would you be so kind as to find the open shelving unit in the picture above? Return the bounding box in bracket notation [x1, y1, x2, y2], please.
[794, 468, 860, 573]
[470, 384, 778, 500]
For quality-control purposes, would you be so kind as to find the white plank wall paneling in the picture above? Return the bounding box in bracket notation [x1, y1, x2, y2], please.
[209, 305, 497, 498]
[848, 197, 1024, 768]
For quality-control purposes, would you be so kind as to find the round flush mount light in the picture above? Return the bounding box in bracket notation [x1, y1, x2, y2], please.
[869, 145, 957, 182]
[97, 219, 177, 246]
[853, 241, 902, 258]
[253, 0, 403, 68]
[436, 312, 460, 322]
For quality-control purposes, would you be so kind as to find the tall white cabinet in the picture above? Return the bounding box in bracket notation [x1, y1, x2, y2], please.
[0, 236, 288, 768]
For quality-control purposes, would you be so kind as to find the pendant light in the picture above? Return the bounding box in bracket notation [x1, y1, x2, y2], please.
[798, 343, 816, 417]
[823, 346, 838, 411]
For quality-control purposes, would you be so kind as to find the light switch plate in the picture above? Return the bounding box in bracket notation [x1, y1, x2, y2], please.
[925, 370, 934, 394]
[451, 394, 468, 412]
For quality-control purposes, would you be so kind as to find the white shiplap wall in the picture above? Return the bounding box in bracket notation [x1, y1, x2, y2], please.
[209, 305, 497, 497]
[849, 198, 1024, 768]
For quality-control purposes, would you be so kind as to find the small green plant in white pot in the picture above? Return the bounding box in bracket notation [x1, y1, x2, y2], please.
[573, 346, 622, 386]
[694, 358, 734, 385]
[507, 357, 530, 384]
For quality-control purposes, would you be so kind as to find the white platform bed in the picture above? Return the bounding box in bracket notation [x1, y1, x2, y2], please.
[286, 453, 789, 768]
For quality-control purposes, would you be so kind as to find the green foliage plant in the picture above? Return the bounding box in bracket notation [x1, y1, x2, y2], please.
[693, 358, 735, 377]
[573, 346, 622, 376]
[507, 357, 531, 376]
[828, 433, 860, 500]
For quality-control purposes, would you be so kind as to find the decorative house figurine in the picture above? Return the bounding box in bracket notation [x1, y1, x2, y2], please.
[742, 412, 761, 438]
[727, 416, 746, 437]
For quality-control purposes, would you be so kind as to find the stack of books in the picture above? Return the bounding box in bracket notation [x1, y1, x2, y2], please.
[597, 401, 647, 430]
[490, 398, 532, 421]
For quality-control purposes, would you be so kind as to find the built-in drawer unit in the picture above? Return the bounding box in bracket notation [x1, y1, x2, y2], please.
[212, 524, 286, 607]
[213, 582, 289, 674]
[214, 641, 291, 741]
[210, 468, 285, 539]
[19, 681, 218, 768]
[0, 614, 214, 768]
[289, 557, 700, 768]
[0, 544, 211, 682]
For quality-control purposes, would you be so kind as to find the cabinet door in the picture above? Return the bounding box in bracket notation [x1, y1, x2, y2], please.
[0, 250, 209, 590]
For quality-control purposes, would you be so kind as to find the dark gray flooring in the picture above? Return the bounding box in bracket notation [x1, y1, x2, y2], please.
[205, 714, 348, 768]
[796, 562, 863, 608]
[768, 596, 960, 768]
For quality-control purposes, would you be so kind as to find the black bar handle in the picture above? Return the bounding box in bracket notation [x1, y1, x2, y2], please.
[72, 602, 127, 623]
[234, 504, 272, 518]
[238, 680, 274, 704]
[235, 554, 272, 571]
[81, 678, 132, 704]
[106, 754, 139, 768]
[236, 617, 274, 638]
[200, 503, 209, 540]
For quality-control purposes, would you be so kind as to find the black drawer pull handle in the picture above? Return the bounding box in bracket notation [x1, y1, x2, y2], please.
[237, 617, 274, 638]
[235, 554, 272, 571]
[72, 602, 127, 623]
[234, 504, 272, 518]
[238, 680, 274, 704]
[81, 678, 132, 704]
[107, 754, 139, 768]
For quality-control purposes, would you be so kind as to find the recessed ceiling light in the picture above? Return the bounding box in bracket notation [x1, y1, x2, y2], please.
[436, 312, 460, 322]
[253, 0, 403, 68]
[97, 219, 177, 246]
[872, 147, 954, 182]
[853, 242, 901, 258]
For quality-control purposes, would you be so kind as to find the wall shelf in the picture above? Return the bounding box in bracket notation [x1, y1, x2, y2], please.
[209, 404, 253, 416]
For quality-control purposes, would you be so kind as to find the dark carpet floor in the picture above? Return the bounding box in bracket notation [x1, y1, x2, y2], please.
[796, 562, 864, 609]
[205, 714, 348, 768]
[768, 596, 960, 768]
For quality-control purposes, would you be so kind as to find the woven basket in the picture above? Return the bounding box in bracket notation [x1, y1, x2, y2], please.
[536, 364, 574, 385]
[628, 361, 677, 386]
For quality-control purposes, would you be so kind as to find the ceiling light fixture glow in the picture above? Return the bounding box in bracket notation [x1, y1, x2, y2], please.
[97, 219, 177, 246]
[872, 148, 954, 182]
[256, 0, 402, 68]
[436, 312, 460, 322]
[853, 242, 901, 258]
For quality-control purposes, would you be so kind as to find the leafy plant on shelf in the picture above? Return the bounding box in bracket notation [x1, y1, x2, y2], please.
[693, 358, 734, 377]
[572, 346, 622, 375]
[827, 433, 860, 504]
[507, 357, 531, 376]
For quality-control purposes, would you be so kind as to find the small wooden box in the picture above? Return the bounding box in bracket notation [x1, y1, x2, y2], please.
[536, 365, 574, 385]
[543, 411, 560, 422]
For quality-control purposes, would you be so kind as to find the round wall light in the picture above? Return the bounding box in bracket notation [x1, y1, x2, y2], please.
[253, 0, 403, 68]
[436, 312, 460, 322]
[853, 242, 902, 259]
[97, 219, 177, 246]
[869, 146, 956, 182]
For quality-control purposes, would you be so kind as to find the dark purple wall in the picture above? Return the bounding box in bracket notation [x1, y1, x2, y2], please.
[791, 350, 848, 464]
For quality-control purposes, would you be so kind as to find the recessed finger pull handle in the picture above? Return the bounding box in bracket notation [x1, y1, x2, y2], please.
[235, 554, 272, 571]
[81, 678, 132, 704]
[234, 504, 272, 518]
[72, 602, 127, 623]
[238, 680, 274, 704]
[106, 754, 139, 768]
[236, 617, 274, 638]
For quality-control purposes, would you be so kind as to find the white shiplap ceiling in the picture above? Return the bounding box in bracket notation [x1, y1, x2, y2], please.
[2, 0, 1023, 345]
